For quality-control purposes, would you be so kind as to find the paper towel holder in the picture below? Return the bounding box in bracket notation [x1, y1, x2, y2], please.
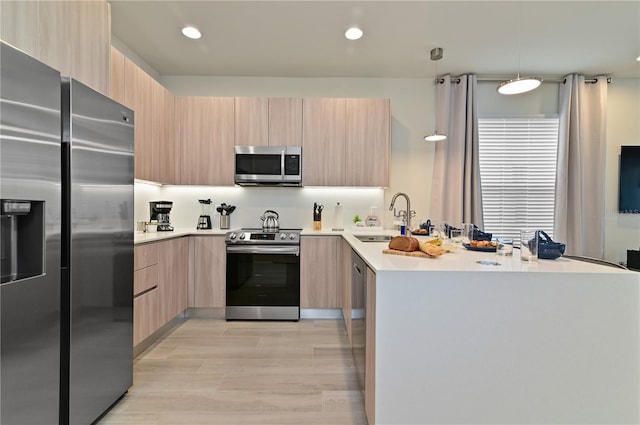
[331, 201, 344, 231]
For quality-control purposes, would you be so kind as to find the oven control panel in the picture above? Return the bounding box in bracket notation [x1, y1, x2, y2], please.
[225, 229, 300, 245]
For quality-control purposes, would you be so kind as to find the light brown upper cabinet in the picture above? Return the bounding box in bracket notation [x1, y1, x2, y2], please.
[302, 98, 347, 186]
[124, 58, 154, 182]
[303, 98, 390, 187]
[176, 96, 235, 185]
[235, 97, 269, 146]
[153, 81, 177, 184]
[110, 47, 126, 105]
[269, 97, 303, 147]
[111, 47, 177, 184]
[0, 1, 39, 59]
[1, 0, 111, 95]
[345, 98, 390, 187]
[235, 97, 303, 147]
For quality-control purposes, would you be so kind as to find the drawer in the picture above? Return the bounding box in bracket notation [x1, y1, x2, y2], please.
[133, 287, 160, 346]
[134, 243, 158, 270]
[134, 264, 158, 296]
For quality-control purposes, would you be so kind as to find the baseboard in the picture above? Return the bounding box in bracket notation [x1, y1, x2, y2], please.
[185, 307, 226, 319]
[134, 314, 186, 358]
[300, 308, 344, 319]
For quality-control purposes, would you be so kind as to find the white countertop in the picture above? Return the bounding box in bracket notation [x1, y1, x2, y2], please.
[135, 228, 638, 276]
[134, 228, 227, 244]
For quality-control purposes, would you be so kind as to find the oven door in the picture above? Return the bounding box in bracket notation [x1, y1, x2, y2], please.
[226, 245, 300, 320]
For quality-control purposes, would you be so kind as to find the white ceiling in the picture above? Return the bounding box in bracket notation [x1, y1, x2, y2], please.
[109, 1, 640, 79]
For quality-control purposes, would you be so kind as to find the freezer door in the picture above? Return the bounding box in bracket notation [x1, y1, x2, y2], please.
[62, 78, 134, 425]
[0, 42, 62, 424]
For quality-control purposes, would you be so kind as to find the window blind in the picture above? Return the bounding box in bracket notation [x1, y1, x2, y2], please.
[478, 117, 559, 242]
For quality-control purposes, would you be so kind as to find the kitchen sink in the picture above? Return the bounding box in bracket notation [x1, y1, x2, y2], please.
[354, 234, 392, 242]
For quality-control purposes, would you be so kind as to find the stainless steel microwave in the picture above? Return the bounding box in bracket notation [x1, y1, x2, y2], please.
[234, 146, 302, 186]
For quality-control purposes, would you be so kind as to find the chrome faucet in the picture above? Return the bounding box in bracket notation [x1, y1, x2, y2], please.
[389, 192, 412, 231]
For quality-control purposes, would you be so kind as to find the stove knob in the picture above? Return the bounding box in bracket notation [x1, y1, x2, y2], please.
[289, 233, 297, 240]
[280, 233, 287, 240]
[229, 233, 236, 240]
[239, 233, 246, 240]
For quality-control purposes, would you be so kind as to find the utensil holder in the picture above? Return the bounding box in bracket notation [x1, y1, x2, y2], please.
[220, 215, 230, 229]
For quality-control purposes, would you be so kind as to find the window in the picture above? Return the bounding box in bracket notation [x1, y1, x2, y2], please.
[478, 117, 559, 242]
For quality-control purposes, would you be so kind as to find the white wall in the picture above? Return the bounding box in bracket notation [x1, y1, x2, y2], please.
[135, 182, 384, 231]
[138, 74, 639, 263]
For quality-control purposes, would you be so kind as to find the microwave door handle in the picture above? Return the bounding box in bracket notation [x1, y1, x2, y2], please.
[280, 149, 285, 181]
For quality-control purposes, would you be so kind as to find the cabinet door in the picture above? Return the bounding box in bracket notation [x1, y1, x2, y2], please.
[38, 0, 110, 96]
[345, 98, 390, 187]
[0, 1, 39, 59]
[191, 236, 226, 308]
[153, 81, 177, 184]
[110, 47, 126, 105]
[133, 288, 160, 346]
[177, 96, 235, 185]
[235, 97, 268, 146]
[302, 98, 346, 186]
[269, 97, 302, 147]
[124, 59, 154, 181]
[300, 236, 341, 308]
[158, 238, 188, 323]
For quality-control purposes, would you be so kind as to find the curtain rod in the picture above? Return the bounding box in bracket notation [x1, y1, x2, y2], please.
[437, 76, 612, 84]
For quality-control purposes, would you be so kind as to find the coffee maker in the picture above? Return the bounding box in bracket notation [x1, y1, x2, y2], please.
[149, 201, 174, 231]
[196, 198, 212, 230]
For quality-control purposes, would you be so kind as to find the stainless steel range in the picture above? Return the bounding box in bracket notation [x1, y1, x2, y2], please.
[225, 228, 301, 320]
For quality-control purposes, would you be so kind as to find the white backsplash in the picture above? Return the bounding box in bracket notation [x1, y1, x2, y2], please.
[135, 181, 385, 231]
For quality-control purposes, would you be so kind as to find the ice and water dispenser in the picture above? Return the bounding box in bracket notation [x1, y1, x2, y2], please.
[0, 199, 44, 284]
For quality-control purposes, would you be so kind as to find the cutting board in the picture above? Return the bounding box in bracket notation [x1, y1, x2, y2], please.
[383, 248, 433, 258]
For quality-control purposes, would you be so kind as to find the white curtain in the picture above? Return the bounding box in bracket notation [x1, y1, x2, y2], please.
[554, 75, 608, 258]
[429, 74, 483, 228]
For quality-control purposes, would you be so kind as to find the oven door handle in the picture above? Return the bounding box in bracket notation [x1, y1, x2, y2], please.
[226, 245, 300, 256]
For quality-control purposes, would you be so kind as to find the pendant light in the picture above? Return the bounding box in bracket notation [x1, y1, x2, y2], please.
[424, 47, 447, 142]
[497, 2, 542, 95]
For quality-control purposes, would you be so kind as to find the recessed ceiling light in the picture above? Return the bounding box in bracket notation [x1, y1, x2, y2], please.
[345, 27, 363, 40]
[637, 56, 640, 61]
[181, 26, 201, 40]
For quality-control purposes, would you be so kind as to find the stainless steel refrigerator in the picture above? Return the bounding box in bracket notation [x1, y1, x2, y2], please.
[1, 41, 134, 425]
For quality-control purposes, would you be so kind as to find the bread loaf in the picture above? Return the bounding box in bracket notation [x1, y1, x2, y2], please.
[388, 236, 419, 252]
[419, 241, 445, 257]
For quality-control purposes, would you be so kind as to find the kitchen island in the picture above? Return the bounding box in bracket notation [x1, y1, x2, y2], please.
[343, 233, 639, 425]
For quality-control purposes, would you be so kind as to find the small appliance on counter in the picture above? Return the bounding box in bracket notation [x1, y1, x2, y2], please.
[149, 201, 174, 231]
[196, 198, 213, 230]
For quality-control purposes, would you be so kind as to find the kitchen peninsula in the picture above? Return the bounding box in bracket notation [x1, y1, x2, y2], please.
[342, 232, 639, 425]
[135, 230, 639, 425]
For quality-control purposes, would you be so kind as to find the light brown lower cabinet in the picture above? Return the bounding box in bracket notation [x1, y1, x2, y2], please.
[342, 239, 352, 342]
[365, 267, 376, 424]
[133, 288, 160, 346]
[133, 244, 160, 346]
[133, 238, 188, 348]
[158, 237, 188, 323]
[190, 236, 226, 308]
[300, 236, 342, 308]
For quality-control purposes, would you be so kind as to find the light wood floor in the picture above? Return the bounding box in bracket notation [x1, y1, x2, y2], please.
[99, 319, 367, 425]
